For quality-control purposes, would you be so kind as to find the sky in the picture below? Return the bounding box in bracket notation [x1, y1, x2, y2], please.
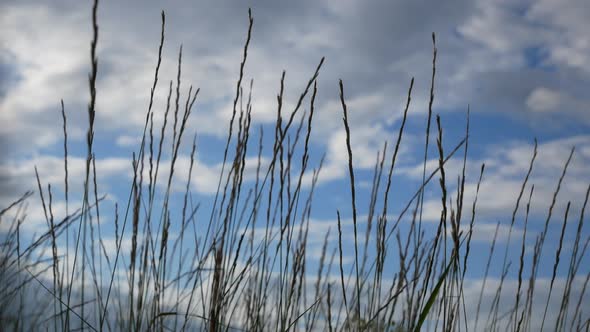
[1, 0, 590, 329]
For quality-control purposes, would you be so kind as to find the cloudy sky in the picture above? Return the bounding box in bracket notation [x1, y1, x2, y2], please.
[1, 0, 590, 328]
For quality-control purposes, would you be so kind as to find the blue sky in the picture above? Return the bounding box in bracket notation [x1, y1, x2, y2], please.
[1, 0, 590, 329]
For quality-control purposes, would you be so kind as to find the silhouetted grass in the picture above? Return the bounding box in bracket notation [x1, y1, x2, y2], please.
[0, 0, 589, 331]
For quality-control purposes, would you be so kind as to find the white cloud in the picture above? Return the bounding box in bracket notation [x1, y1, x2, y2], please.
[526, 87, 589, 116]
[458, 0, 547, 53]
[399, 135, 590, 228]
[0, 4, 89, 150]
[0, 155, 130, 199]
[148, 154, 269, 195]
[115, 135, 142, 147]
[459, 276, 590, 331]
[527, 0, 590, 72]
[526, 87, 562, 112]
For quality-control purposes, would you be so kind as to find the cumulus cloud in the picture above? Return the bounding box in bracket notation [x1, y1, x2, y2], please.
[115, 135, 142, 147]
[527, 0, 590, 72]
[398, 135, 590, 247]
[525, 87, 563, 112]
[0, 3, 90, 153]
[2, 0, 589, 188]
[0, 155, 130, 203]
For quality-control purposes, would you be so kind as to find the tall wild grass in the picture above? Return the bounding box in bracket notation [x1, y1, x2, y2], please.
[1, 1, 589, 331]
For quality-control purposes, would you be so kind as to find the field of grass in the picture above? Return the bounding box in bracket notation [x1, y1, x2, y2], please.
[1, 1, 589, 331]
